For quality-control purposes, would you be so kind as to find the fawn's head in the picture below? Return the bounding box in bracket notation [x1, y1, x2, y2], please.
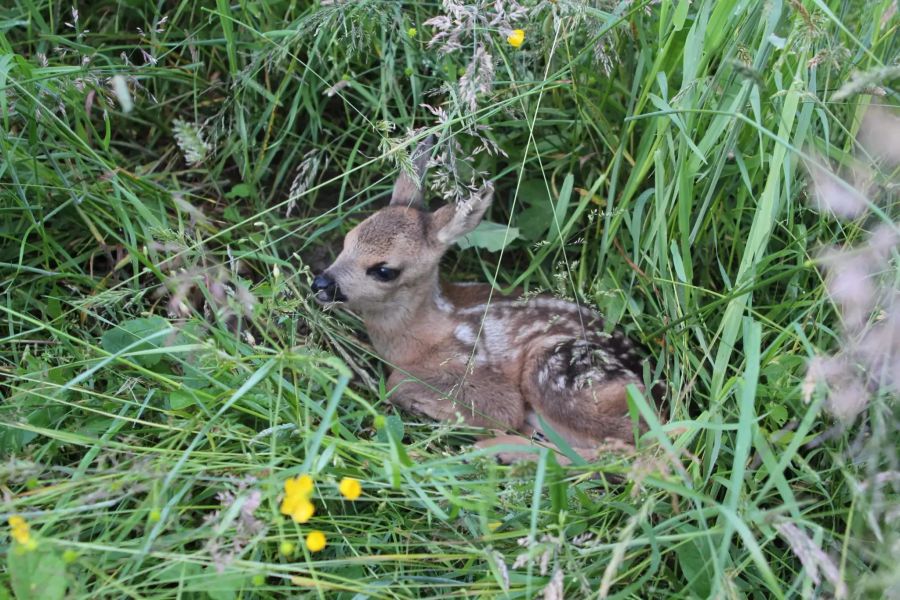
[312, 137, 493, 315]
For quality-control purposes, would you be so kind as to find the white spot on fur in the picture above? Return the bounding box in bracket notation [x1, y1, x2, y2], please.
[553, 374, 568, 390]
[481, 316, 509, 355]
[513, 320, 551, 344]
[454, 323, 476, 345]
[531, 297, 580, 313]
[460, 302, 494, 315]
[434, 289, 454, 313]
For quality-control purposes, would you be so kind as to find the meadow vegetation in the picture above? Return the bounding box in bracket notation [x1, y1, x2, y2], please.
[1, 0, 898, 598]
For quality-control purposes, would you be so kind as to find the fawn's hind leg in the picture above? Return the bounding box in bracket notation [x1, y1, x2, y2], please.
[522, 339, 649, 448]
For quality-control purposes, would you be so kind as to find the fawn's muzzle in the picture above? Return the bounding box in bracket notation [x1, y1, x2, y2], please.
[311, 273, 347, 303]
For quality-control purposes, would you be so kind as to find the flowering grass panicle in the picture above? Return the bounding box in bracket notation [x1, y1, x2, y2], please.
[806, 231, 898, 425]
[202, 480, 267, 572]
[458, 46, 494, 111]
[803, 153, 868, 219]
[802, 103, 899, 427]
[285, 149, 327, 217]
[859, 106, 900, 166]
[775, 520, 848, 599]
[172, 119, 211, 165]
[424, 0, 528, 111]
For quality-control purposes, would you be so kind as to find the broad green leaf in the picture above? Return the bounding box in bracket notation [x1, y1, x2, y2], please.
[765, 402, 789, 427]
[457, 221, 519, 252]
[375, 414, 405, 444]
[8, 549, 67, 600]
[100, 316, 171, 368]
[515, 179, 553, 240]
[675, 527, 714, 598]
[225, 183, 254, 199]
[191, 566, 248, 600]
[168, 389, 198, 410]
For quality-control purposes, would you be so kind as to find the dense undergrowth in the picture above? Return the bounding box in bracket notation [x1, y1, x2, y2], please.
[1, 0, 898, 598]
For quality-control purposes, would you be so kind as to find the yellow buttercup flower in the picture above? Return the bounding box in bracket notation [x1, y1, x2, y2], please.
[8, 515, 38, 551]
[8, 515, 26, 532]
[292, 498, 315, 524]
[306, 530, 326, 552]
[281, 495, 315, 523]
[338, 477, 362, 500]
[284, 474, 314, 498]
[281, 474, 316, 523]
[507, 29, 525, 48]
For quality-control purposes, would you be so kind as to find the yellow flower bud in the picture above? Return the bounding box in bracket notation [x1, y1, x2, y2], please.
[279, 541, 295, 556]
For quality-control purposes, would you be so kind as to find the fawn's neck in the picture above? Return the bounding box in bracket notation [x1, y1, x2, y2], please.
[362, 279, 455, 365]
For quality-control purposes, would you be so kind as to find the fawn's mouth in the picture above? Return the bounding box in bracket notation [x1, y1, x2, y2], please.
[314, 290, 347, 304]
[311, 272, 347, 304]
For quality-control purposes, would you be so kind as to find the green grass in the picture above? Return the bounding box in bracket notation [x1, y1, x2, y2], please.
[1, 0, 898, 598]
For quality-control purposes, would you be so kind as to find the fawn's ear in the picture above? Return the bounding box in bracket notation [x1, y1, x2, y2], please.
[430, 182, 494, 246]
[390, 135, 435, 209]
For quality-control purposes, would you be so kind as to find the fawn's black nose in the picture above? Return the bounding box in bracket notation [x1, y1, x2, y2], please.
[311, 274, 334, 294]
[311, 273, 346, 302]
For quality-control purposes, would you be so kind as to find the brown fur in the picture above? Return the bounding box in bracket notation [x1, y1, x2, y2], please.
[314, 140, 662, 462]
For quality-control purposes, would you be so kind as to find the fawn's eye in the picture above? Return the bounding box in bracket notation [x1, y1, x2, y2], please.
[366, 263, 401, 282]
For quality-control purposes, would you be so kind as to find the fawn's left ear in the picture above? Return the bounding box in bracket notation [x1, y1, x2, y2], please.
[430, 182, 494, 246]
[389, 135, 436, 209]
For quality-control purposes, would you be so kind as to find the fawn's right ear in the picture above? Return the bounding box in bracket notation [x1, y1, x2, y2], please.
[430, 182, 494, 246]
[389, 135, 435, 209]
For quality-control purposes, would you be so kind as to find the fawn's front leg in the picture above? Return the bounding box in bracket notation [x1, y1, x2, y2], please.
[472, 434, 629, 465]
[386, 366, 526, 431]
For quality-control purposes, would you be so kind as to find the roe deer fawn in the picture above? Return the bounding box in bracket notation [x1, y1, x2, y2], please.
[312, 137, 663, 463]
